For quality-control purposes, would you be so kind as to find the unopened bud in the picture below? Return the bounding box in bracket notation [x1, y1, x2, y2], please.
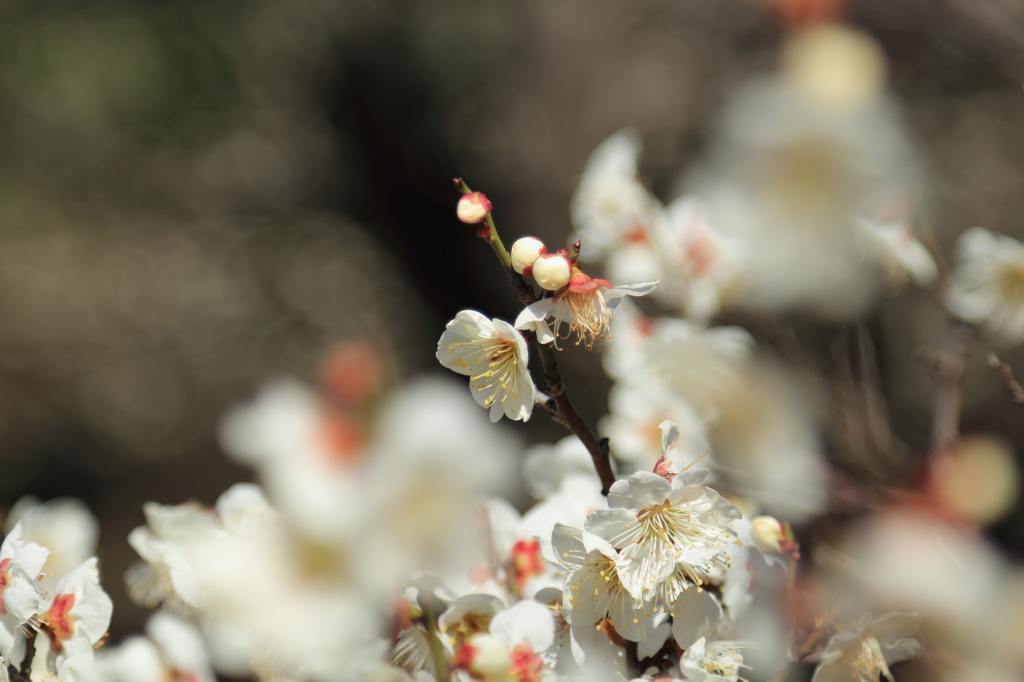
[532, 254, 572, 291]
[457, 192, 492, 224]
[751, 515, 786, 554]
[511, 237, 547, 274]
[451, 635, 511, 682]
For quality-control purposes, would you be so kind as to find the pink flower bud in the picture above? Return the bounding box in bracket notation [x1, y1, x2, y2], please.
[510, 237, 546, 274]
[532, 254, 572, 291]
[457, 192, 492, 224]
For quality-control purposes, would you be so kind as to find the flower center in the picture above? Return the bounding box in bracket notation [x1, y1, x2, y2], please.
[0, 558, 11, 615]
[842, 634, 893, 682]
[510, 539, 546, 591]
[469, 337, 521, 408]
[40, 593, 76, 653]
[997, 264, 1024, 303]
[509, 644, 543, 682]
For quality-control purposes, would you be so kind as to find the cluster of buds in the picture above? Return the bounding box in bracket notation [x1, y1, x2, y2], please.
[510, 237, 576, 291]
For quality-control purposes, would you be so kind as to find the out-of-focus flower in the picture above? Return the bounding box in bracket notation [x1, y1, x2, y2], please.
[945, 227, 1024, 344]
[836, 509, 1013, 656]
[657, 197, 749, 323]
[126, 484, 276, 614]
[856, 215, 937, 288]
[511, 237, 547, 275]
[599, 382, 709, 469]
[436, 310, 535, 422]
[690, 25, 914, 318]
[782, 24, 886, 112]
[5, 497, 99, 594]
[570, 129, 659, 260]
[930, 436, 1019, 526]
[89, 612, 215, 682]
[679, 636, 750, 682]
[457, 192, 492, 224]
[750, 516, 786, 554]
[532, 253, 572, 291]
[810, 613, 921, 682]
[451, 600, 554, 682]
[515, 269, 657, 349]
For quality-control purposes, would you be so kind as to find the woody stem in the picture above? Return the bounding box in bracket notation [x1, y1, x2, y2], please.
[456, 180, 617, 494]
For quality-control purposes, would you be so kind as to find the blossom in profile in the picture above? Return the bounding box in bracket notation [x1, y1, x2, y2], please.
[90, 612, 215, 682]
[34, 557, 113, 671]
[856, 214, 937, 288]
[658, 196, 749, 323]
[5, 497, 99, 594]
[0, 523, 48, 657]
[515, 268, 657, 349]
[811, 613, 921, 682]
[437, 310, 536, 422]
[570, 128, 659, 260]
[945, 227, 1024, 344]
[679, 636, 751, 682]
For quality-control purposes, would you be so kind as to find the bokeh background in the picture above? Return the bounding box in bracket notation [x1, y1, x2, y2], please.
[1, 0, 1024, 646]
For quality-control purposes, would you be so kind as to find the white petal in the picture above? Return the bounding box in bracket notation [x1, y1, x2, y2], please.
[669, 588, 722, 649]
[583, 509, 636, 548]
[514, 299, 557, 345]
[489, 600, 554, 652]
[147, 612, 212, 679]
[12, 543, 49, 581]
[607, 472, 671, 511]
[2, 572, 41, 623]
[0, 524, 24, 563]
[602, 281, 659, 303]
[72, 580, 114, 644]
[659, 420, 680, 456]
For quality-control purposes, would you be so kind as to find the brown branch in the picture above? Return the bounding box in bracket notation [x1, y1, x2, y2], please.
[986, 351, 1024, 406]
[454, 179, 617, 495]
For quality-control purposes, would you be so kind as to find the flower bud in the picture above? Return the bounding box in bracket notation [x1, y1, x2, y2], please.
[751, 515, 786, 554]
[451, 635, 511, 682]
[510, 237, 546, 274]
[457, 192, 492, 224]
[532, 254, 572, 291]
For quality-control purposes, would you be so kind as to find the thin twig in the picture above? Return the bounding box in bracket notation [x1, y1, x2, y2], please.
[986, 351, 1024, 406]
[931, 319, 975, 451]
[455, 179, 617, 494]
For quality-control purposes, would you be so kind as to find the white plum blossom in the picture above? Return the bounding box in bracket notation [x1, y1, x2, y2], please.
[0, 523, 48, 658]
[570, 129, 659, 260]
[657, 197, 749, 323]
[856, 215, 937, 288]
[599, 383, 709, 469]
[584, 469, 740, 604]
[35, 558, 113, 671]
[126, 483, 277, 614]
[552, 523, 648, 650]
[5, 497, 99, 595]
[945, 227, 1024, 344]
[515, 268, 657, 349]
[811, 613, 921, 682]
[437, 310, 536, 422]
[451, 600, 555, 682]
[88, 612, 215, 682]
[679, 637, 750, 682]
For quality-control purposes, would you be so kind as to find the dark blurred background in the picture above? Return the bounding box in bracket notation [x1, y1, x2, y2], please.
[1, 0, 1024, 643]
